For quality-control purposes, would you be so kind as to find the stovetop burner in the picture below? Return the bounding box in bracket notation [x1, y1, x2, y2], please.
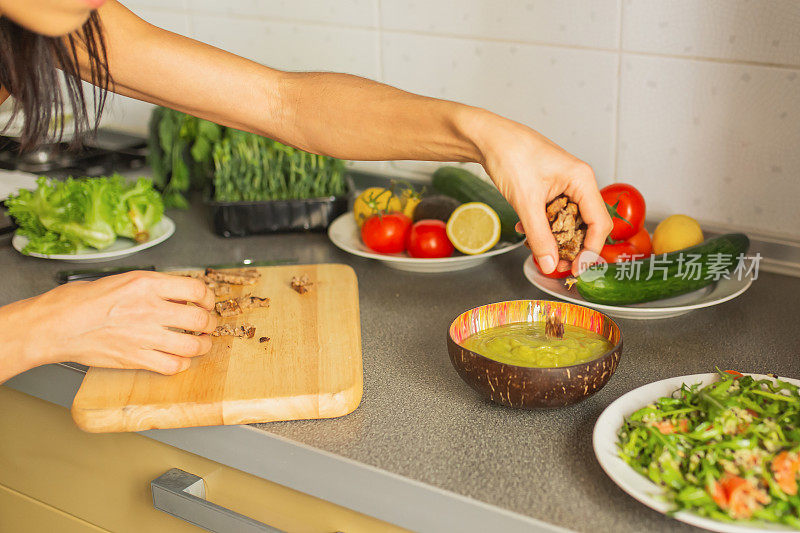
[0, 128, 148, 179]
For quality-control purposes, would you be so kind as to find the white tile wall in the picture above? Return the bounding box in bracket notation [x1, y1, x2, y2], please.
[122, 0, 187, 11]
[617, 54, 800, 235]
[99, 0, 800, 238]
[190, 15, 378, 77]
[187, 0, 377, 28]
[622, 0, 800, 67]
[126, 6, 191, 35]
[381, 33, 618, 183]
[381, 0, 621, 49]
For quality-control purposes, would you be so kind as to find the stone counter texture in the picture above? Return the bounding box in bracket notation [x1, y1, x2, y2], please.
[2, 201, 798, 533]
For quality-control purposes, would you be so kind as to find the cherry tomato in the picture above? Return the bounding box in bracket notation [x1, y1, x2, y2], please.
[600, 183, 646, 241]
[626, 226, 653, 256]
[534, 258, 571, 279]
[407, 219, 453, 258]
[361, 213, 412, 254]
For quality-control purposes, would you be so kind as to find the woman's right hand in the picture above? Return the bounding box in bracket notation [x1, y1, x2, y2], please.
[467, 111, 612, 275]
[3, 271, 217, 379]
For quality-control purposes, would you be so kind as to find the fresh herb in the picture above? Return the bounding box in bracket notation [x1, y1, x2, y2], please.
[147, 107, 223, 208]
[617, 370, 800, 527]
[212, 129, 345, 202]
[148, 107, 346, 206]
[5, 175, 163, 254]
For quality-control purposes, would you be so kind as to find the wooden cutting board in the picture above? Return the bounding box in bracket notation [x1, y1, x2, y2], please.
[71, 264, 363, 433]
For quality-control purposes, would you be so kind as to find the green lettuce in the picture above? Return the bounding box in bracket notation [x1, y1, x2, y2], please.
[5, 175, 164, 255]
[114, 177, 165, 243]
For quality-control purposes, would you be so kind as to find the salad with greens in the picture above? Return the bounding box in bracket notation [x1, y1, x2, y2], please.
[618, 370, 800, 527]
[5, 175, 164, 255]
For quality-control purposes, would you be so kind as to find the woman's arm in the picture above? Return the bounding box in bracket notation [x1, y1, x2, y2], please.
[82, 1, 611, 273]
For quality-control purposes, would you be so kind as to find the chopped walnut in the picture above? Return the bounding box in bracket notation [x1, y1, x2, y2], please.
[181, 272, 231, 296]
[545, 312, 564, 339]
[545, 195, 586, 261]
[215, 295, 270, 317]
[204, 268, 261, 285]
[211, 323, 256, 338]
[290, 275, 313, 295]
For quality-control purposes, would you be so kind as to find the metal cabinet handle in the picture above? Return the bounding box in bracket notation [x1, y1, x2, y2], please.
[151, 468, 284, 533]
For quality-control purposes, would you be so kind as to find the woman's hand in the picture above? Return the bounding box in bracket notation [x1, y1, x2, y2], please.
[469, 111, 613, 275]
[0, 271, 217, 383]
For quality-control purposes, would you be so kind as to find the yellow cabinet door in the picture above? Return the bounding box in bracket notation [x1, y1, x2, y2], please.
[0, 483, 107, 533]
[0, 386, 406, 533]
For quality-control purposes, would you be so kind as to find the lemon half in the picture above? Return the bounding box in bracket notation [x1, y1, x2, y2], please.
[446, 202, 501, 255]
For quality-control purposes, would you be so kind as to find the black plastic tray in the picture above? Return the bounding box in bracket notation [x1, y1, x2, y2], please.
[205, 196, 348, 237]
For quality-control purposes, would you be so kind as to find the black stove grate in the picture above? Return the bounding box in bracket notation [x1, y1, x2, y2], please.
[0, 128, 148, 179]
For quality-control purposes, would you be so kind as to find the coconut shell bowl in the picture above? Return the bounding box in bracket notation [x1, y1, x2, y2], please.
[447, 300, 623, 409]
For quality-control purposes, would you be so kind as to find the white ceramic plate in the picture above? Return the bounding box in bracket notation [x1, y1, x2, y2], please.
[12, 216, 175, 263]
[594, 373, 800, 533]
[328, 213, 526, 273]
[522, 256, 754, 320]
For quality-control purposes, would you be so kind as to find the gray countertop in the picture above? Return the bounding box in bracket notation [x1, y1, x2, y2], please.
[3, 197, 799, 533]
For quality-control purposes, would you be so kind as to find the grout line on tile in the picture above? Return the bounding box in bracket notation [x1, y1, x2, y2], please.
[378, 28, 800, 70]
[622, 49, 800, 71]
[380, 28, 619, 54]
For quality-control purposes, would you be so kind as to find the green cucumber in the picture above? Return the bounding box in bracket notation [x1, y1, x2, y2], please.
[576, 233, 750, 305]
[432, 166, 521, 242]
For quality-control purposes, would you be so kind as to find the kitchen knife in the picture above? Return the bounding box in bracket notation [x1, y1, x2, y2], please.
[56, 259, 297, 284]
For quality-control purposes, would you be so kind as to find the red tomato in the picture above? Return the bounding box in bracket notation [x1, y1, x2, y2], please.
[407, 219, 453, 258]
[361, 213, 412, 254]
[600, 227, 652, 263]
[626, 226, 653, 256]
[534, 258, 571, 279]
[600, 241, 638, 263]
[600, 183, 646, 240]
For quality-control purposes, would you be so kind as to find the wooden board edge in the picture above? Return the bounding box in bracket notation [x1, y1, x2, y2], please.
[70, 401, 223, 433]
[222, 381, 364, 426]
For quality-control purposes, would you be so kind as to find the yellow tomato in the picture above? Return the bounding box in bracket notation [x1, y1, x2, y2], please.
[353, 187, 402, 227]
[652, 214, 704, 254]
[400, 189, 422, 219]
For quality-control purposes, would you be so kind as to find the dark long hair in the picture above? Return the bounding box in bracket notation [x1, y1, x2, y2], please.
[0, 12, 110, 150]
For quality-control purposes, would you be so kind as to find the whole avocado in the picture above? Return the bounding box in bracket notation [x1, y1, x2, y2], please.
[412, 195, 461, 222]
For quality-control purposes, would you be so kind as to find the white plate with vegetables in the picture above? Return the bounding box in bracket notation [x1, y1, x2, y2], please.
[12, 216, 175, 262]
[523, 232, 755, 320]
[328, 213, 525, 273]
[330, 168, 526, 273]
[6, 175, 173, 263]
[524, 257, 754, 320]
[594, 372, 800, 533]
